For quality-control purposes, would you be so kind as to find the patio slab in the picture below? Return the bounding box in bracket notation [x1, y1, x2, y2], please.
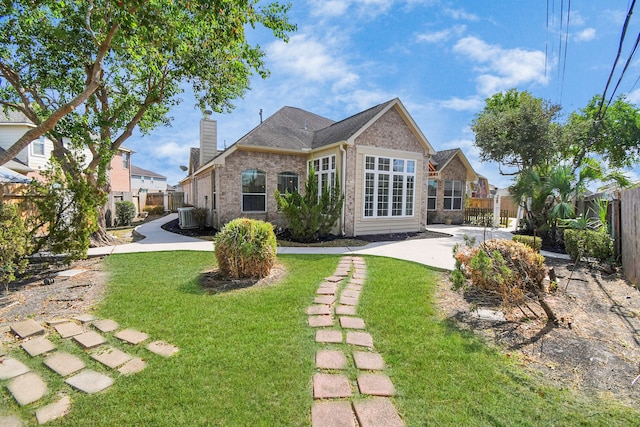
[357, 373, 395, 396]
[44, 352, 85, 377]
[91, 346, 133, 369]
[54, 322, 85, 339]
[314, 295, 336, 305]
[118, 357, 147, 375]
[73, 331, 106, 349]
[346, 332, 374, 348]
[115, 329, 149, 345]
[353, 397, 404, 427]
[316, 350, 348, 370]
[93, 319, 119, 333]
[65, 370, 113, 394]
[35, 395, 71, 424]
[308, 316, 334, 328]
[21, 337, 56, 357]
[312, 373, 352, 399]
[335, 305, 357, 316]
[353, 351, 385, 370]
[0, 357, 31, 380]
[10, 319, 45, 339]
[7, 372, 48, 406]
[147, 341, 180, 357]
[306, 305, 332, 315]
[340, 317, 365, 329]
[315, 330, 342, 343]
[311, 401, 356, 427]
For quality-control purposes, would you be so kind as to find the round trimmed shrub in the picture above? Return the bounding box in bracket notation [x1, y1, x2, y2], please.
[115, 200, 136, 226]
[214, 218, 276, 279]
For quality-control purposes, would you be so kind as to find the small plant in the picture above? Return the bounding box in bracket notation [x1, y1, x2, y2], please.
[0, 203, 32, 295]
[214, 218, 276, 279]
[564, 229, 613, 262]
[512, 235, 542, 252]
[143, 205, 165, 215]
[192, 207, 208, 229]
[115, 200, 136, 226]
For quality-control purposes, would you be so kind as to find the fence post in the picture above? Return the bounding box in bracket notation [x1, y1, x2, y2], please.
[493, 194, 501, 227]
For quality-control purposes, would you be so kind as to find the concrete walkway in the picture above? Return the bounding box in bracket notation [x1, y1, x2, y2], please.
[89, 214, 567, 270]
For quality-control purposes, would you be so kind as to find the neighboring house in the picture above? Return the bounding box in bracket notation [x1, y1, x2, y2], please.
[131, 164, 167, 194]
[426, 148, 479, 225]
[182, 98, 448, 236]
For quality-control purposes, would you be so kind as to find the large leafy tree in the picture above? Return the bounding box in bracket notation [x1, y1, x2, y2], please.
[0, 0, 295, 247]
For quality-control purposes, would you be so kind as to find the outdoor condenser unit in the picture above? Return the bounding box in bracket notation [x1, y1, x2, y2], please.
[177, 207, 198, 230]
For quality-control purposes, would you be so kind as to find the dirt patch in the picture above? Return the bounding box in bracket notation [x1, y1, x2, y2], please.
[437, 256, 640, 407]
[199, 264, 287, 294]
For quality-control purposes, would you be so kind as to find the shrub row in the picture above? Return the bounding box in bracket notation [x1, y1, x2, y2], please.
[564, 229, 612, 262]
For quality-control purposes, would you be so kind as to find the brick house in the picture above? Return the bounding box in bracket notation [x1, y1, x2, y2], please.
[181, 98, 478, 235]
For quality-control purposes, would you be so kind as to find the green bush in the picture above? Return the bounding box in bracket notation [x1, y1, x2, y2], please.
[512, 235, 542, 252]
[214, 218, 276, 279]
[564, 229, 613, 262]
[192, 207, 208, 228]
[143, 205, 165, 215]
[0, 203, 32, 294]
[115, 200, 136, 226]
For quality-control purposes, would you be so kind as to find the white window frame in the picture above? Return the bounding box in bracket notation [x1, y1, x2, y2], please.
[241, 169, 266, 212]
[443, 180, 463, 210]
[363, 155, 416, 218]
[427, 179, 438, 211]
[310, 155, 336, 196]
[32, 137, 45, 157]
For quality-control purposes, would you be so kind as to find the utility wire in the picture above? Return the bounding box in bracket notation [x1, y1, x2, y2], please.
[608, 32, 640, 106]
[559, 0, 571, 102]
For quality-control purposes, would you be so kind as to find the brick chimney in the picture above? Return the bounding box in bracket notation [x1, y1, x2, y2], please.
[200, 110, 217, 166]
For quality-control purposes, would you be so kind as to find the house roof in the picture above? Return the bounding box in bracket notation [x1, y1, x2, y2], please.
[0, 147, 35, 173]
[430, 148, 478, 182]
[0, 109, 33, 125]
[131, 164, 166, 179]
[0, 165, 31, 183]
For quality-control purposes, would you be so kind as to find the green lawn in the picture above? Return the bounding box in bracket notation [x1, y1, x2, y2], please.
[17, 252, 638, 426]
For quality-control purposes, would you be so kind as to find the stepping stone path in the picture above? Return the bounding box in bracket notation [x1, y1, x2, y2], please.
[1, 315, 179, 425]
[310, 256, 405, 427]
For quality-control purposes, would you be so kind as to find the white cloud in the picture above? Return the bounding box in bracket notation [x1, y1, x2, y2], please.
[453, 36, 549, 96]
[309, 0, 349, 17]
[439, 96, 483, 111]
[153, 141, 191, 160]
[416, 25, 466, 44]
[444, 7, 480, 21]
[337, 89, 394, 112]
[575, 27, 596, 42]
[624, 88, 640, 105]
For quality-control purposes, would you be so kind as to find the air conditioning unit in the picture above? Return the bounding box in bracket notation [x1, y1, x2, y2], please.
[178, 207, 198, 229]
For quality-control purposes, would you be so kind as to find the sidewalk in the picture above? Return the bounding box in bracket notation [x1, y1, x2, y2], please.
[88, 214, 568, 270]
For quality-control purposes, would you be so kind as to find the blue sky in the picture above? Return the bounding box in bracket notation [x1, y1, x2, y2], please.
[127, 0, 640, 188]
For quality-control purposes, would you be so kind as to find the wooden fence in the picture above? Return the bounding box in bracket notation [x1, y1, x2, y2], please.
[464, 207, 513, 228]
[621, 187, 640, 285]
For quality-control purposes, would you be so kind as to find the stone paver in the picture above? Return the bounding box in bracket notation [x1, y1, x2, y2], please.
[315, 330, 342, 343]
[353, 351, 385, 370]
[334, 269, 350, 277]
[73, 331, 106, 349]
[357, 373, 395, 396]
[346, 332, 374, 348]
[339, 296, 359, 306]
[316, 349, 348, 370]
[118, 357, 147, 375]
[345, 284, 362, 292]
[311, 401, 356, 427]
[350, 278, 365, 286]
[0, 415, 24, 427]
[44, 352, 85, 377]
[147, 341, 179, 357]
[73, 314, 96, 324]
[308, 316, 334, 328]
[56, 269, 86, 278]
[65, 370, 113, 394]
[54, 322, 85, 339]
[115, 329, 149, 345]
[21, 337, 56, 357]
[316, 286, 337, 295]
[340, 317, 365, 329]
[10, 319, 45, 339]
[7, 372, 48, 406]
[313, 373, 352, 399]
[306, 305, 332, 315]
[91, 346, 133, 369]
[353, 397, 404, 427]
[0, 357, 31, 380]
[0, 344, 5, 357]
[341, 290, 360, 299]
[324, 276, 344, 283]
[46, 318, 71, 326]
[335, 305, 357, 316]
[314, 295, 336, 305]
[36, 395, 71, 424]
[93, 319, 119, 333]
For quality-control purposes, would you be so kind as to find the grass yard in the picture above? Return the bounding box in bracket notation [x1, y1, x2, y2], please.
[48, 252, 638, 426]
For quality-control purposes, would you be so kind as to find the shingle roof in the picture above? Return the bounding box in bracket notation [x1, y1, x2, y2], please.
[189, 147, 200, 173]
[430, 148, 459, 170]
[0, 109, 32, 124]
[131, 164, 166, 179]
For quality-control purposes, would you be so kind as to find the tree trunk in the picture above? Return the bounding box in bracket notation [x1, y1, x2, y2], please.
[90, 203, 116, 247]
[537, 293, 558, 323]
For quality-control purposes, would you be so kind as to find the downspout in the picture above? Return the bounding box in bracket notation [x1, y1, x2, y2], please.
[339, 142, 347, 236]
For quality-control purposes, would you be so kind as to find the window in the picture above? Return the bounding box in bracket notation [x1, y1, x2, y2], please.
[211, 171, 217, 210]
[32, 137, 45, 156]
[311, 155, 336, 196]
[242, 169, 266, 212]
[444, 180, 463, 210]
[277, 172, 299, 194]
[364, 155, 416, 217]
[122, 152, 130, 169]
[427, 180, 438, 210]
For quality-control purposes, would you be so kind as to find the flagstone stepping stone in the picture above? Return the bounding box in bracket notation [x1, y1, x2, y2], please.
[65, 370, 113, 394]
[316, 287, 336, 295]
[118, 357, 147, 375]
[56, 269, 86, 278]
[312, 373, 352, 399]
[346, 332, 374, 348]
[115, 329, 149, 345]
[73, 314, 97, 324]
[335, 305, 357, 316]
[0, 344, 6, 357]
[353, 351, 385, 370]
[314, 295, 336, 305]
[93, 319, 119, 333]
[350, 278, 365, 286]
[73, 331, 106, 349]
[315, 330, 342, 343]
[46, 318, 71, 326]
[10, 319, 45, 339]
[342, 290, 361, 299]
[306, 305, 332, 315]
[353, 397, 404, 427]
[0, 357, 31, 380]
[311, 401, 356, 427]
[339, 296, 359, 306]
[44, 352, 85, 376]
[21, 337, 56, 357]
[0, 414, 23, 427]
[147, 341, 179, 357]
[35, 395, 71, 424]
[7, 372, 48, 406]
[340, 317, 365, 329]
[91, 346, 132, 369]
[54, 322, 85, 339]
[316, 350, 347, 370]
[334, 269, 350, 277]
[345, 284, 362, 292]
[357, 373, 395, 396]
[308, 316, 334, 327]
